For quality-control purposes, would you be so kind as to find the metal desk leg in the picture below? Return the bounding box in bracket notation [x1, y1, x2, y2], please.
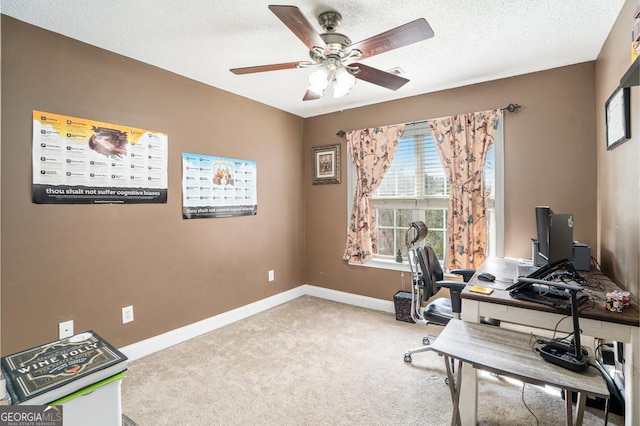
[565, 391, 586, 426]
[574, 392, 586, 426]
[444, 355, 462, 426]
[565, 391, 574, 426]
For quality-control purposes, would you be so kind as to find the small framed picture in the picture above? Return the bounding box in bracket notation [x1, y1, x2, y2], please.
[312, 143, 341, 184]
[605, 86, 631, 150]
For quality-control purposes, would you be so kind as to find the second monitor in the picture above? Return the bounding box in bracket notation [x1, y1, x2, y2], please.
[535, 206, 574, 267]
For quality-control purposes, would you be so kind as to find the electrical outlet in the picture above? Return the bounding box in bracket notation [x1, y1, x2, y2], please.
[59, 320, 74, 339]
[122, 306, 134, 324]
[268, 270, 275, 282]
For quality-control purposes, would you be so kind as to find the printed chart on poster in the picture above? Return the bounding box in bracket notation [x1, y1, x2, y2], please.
[32, 111, 168, 204]
[182, 153, 257, 219]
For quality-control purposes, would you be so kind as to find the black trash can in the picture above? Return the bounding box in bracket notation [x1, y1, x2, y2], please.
[393, 291, 414, 323]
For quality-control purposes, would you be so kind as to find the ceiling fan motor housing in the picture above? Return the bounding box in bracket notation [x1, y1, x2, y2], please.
[318, 10, 342, 32]
[321, 33, 351, 54]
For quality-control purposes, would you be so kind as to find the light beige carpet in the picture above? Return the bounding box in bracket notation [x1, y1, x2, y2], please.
[121, 295, 622, 425]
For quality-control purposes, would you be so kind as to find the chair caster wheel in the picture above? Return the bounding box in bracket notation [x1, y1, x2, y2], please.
[404, 353, 412, 363]
[445, 377, 450, 385]
[422, 337, 430, 345]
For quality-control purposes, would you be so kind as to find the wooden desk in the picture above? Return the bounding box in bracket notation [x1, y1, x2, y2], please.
[459, 257, 639, 426]
[431, 320, 609, 426]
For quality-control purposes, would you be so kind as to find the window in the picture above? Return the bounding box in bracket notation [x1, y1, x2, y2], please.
[347, 119, 504, 269]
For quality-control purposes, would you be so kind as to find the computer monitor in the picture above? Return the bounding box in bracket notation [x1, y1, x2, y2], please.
[535, 206, 574, 266]
[535, 206, 551, 260]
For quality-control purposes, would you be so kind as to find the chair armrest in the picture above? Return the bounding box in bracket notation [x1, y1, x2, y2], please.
[450, 268, 476, 282]
[437, 280, 467, 291]
[437, 280, 467, 314]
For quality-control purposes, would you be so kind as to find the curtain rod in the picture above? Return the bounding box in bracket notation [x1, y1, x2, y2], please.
[335, 103, 522, 138]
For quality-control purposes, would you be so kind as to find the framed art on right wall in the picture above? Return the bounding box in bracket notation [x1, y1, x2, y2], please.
[605, 86, 631, 150]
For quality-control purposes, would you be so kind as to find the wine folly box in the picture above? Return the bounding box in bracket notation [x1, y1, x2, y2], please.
[1, 330, 127, 406]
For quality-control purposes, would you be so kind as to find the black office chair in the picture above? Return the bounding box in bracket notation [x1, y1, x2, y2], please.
[402, 222, 472, 363]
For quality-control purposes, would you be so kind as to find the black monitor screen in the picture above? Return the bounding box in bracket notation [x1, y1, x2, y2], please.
[536, 206, 573, 265]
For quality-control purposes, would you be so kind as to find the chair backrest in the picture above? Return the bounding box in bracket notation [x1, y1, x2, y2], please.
[416, 245, 444, 300]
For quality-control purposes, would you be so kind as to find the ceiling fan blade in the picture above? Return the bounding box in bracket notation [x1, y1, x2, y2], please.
[303, 90, 321, 101]
[230, 61, 302, 75]
[352, 64, 410, 91]
[347, 18, 434, 61]
[268, 5, 327, 51]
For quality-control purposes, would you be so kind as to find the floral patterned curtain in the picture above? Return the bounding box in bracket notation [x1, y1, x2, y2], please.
[428, 109, 500, 270]
[343, 125, 405, 264]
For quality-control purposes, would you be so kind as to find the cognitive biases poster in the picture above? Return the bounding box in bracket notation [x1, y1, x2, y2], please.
[181, 153, 257, 219]
[32, 111, 168, 204]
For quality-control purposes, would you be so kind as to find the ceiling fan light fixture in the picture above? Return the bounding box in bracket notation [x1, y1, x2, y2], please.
[333, 65, 356, 98]
[307, 63, 330, 95]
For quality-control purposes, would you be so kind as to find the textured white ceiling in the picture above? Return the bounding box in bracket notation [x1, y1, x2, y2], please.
[1, 0, 626, 118]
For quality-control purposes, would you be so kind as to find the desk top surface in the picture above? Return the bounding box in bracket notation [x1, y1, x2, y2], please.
[430, 320, 609, 398]
[462, 257, 639, 327]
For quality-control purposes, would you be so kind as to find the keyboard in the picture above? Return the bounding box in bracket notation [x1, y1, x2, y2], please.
[517, 264, 538, 278]
[506, 260, 571, 291]
[506, 264, 550, 291]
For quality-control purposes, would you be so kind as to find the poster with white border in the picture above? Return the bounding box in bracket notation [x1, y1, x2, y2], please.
[182, 153, 257, 219]
[32, 111, 168, 204]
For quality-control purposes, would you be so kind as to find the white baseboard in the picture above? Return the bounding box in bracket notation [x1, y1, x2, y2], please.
[302, 284, 395, 313]
[120, 285, 395, 362]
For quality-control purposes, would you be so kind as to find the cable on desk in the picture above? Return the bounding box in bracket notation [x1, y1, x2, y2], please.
[550, 313, 571, 340]
[528, 333, 544, 355]
[595, 339, 614, 362]
[542, 314, 590, 356]
[583, 275, 606, 292]
[591, 256, 604, 272]
[578, 296, 598, 312]
[537, 262, 587, 286]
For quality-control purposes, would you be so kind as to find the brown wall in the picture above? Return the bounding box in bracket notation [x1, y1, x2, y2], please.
[3, 3, 637, 355]
[1, 17, 305, 354]
[595, 0, 640, 297]
[303, 63, 598, 300]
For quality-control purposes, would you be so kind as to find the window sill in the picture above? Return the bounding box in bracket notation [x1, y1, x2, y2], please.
[350, 257, 464, 280]
[351, 258, 411, 272]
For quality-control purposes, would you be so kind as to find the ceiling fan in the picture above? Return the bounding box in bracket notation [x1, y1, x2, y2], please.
[230, 5, 434, 101]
